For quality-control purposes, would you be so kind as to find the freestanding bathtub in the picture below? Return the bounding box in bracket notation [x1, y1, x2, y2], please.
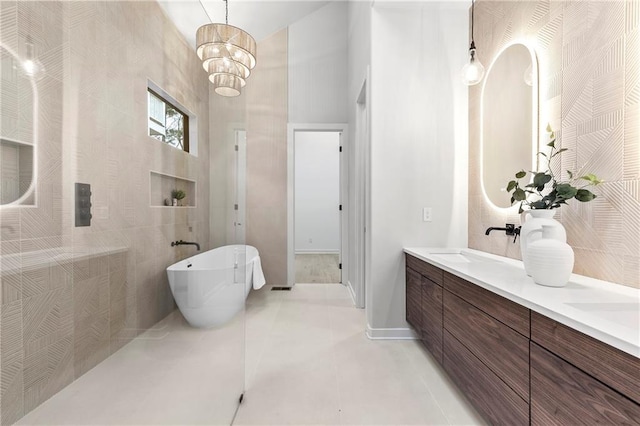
[166, 245, 263, 328]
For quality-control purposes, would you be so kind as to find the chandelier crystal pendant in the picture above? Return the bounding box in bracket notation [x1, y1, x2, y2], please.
[461, 0, 485, 86]
[196, 0, 257, 97]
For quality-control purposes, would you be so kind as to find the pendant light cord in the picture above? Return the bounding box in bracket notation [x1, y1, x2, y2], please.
[198, 0, 213, 23]
[470, 0, 476, 50]
[471, 0, 475, 42]
[225, 0, 229, 25]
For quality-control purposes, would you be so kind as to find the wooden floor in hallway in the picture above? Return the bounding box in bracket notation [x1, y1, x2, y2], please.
[295, 253, 341, 283]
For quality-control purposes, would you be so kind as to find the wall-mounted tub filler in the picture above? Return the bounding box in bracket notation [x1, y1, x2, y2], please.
[171, 240, 200, 251]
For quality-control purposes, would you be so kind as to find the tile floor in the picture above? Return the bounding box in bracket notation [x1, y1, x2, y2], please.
[16, 284, 484, 425]
[295, 254, 341, 284]
[238, 284, 484, 425]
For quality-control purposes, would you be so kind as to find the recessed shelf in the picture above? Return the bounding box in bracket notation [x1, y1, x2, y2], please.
[149, 171, 196, 207]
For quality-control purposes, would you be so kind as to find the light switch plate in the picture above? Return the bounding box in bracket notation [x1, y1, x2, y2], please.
[423, 207, 432, 222]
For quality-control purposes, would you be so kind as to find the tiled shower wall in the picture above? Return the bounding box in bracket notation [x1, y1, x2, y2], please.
[469, 0, 640, 288]
[0, 1, 210, 423]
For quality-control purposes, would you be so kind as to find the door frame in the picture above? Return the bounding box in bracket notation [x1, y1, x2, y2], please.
[287, 123, 348, 287]
[352, 74, 370, 309]
[233, 129, 247, 244]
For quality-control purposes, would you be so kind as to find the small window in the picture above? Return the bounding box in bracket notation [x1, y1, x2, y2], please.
[147, 88, 189, 152]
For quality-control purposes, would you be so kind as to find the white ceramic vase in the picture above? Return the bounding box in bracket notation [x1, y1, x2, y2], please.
[527, 225, 574, 287]
[520, 209, 566, 276]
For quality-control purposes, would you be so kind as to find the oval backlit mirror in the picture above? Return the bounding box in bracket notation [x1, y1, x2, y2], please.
[0, 44, 37, 206]
[481, 42, 537, 209]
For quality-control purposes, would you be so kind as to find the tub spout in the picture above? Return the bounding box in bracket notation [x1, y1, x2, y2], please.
[485, 224, 520, 243]
[171, 240, 200, 251]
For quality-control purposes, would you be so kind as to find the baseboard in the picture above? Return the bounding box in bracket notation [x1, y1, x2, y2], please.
[294, 250, 340, 254]
[366, 324, 418, 340]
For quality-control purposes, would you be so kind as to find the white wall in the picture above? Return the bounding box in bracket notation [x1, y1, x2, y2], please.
[288, 1, 348, 123]
[367, 2, 469, 337]
[294, 131, 341, 253]
[346, 0, 372, 307]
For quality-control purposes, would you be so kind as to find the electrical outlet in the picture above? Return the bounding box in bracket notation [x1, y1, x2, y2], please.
[423, 207, 432, 222]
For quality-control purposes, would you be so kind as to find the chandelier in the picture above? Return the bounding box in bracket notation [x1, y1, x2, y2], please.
[196, 0, 257, 97]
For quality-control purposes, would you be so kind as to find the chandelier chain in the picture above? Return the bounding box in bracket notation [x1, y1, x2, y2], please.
[225, 0, 229, 25]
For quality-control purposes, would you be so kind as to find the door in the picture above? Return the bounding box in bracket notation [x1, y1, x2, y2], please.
[234, 130, 247, 244]
[293, 130, 342, 284]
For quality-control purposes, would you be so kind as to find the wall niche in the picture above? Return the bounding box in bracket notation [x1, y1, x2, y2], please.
[150, 171, 196, 207]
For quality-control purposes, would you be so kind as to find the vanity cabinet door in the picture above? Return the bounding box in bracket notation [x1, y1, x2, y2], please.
[406, 254, 443, 286]
[420, 276, 443, 363]
[444, 331, 529, 426]
[406, 266, 423, 332]
[444, 291, 529, 400]
[444, 272, 530, 337]
[531, 311, 640, 404]
[531, 343, 640, 425]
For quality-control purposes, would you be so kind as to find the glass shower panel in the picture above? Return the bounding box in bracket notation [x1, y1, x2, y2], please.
[0, 1, 245, 424]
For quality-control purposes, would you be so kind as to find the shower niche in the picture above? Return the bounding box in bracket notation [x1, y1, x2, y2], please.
[150, 171, 196, 207]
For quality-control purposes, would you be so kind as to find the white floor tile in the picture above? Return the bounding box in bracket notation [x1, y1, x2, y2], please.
[16, 283, 484, 426]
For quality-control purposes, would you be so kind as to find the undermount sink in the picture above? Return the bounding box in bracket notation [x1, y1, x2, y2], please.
[429, 250, 498, 264]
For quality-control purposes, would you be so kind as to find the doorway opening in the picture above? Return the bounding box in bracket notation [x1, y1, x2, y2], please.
[287, 124, 347, 286]
[294, 131, 341, 283]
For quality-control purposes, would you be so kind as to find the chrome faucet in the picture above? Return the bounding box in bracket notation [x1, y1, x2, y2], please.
[485, 224, 520, 243]
[171, 240, 200, 251]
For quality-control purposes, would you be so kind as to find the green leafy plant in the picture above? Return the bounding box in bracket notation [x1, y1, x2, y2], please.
[506, 124, 602, 213]
[171, 189, 186, 201]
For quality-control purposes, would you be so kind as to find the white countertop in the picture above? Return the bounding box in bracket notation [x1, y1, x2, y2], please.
[404, 247, 640, 359]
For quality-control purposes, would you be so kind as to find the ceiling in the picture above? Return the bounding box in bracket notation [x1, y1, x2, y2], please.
[157, 0, 334, 48]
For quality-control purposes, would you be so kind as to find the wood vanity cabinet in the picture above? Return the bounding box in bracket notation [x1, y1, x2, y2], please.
[404, 253, 640, 426]
[531, 343, 640, 425]
[442, 272, 530, 425]
[531, 312, 640, 425]
[405, 255, 443, 363]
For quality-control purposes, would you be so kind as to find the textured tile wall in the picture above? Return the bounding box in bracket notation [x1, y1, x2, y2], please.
[469, 0, 640, 288]
[245, 29, 289, 286]
[0, 1, 210, 423]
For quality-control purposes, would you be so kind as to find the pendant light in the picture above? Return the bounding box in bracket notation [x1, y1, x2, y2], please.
[196, 0, 257, 97]
[461, 0, 485, 86]
[21, 36, 45, 80]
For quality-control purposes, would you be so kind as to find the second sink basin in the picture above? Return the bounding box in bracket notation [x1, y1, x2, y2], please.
[429, 250, 498, 264]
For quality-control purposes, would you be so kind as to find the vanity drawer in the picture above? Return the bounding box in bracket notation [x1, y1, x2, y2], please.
[444, 291, 529, 400]
[531, 311, 640, 404]
[406, 267, 423, 332]
[406, 255, 443, 286]
[443, 330, 529, 426]
[531, 342, 640, 425]
[444, 272, 530, 337]
[421, 276, 443, 363]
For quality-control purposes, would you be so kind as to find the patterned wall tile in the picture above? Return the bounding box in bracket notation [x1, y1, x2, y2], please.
[469, 0, 639, 288]
[624, 100, 640, 180]
[20, 182, 62, 239]
[0, 209, 20, 243]
[23, 335, 73, 414]
[74, 292, 109, 378]
[22, 281, 72, 357]
[622, 180, 640, 257]
[1, 300, 23, 425]
[1, 239, 21, 305]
